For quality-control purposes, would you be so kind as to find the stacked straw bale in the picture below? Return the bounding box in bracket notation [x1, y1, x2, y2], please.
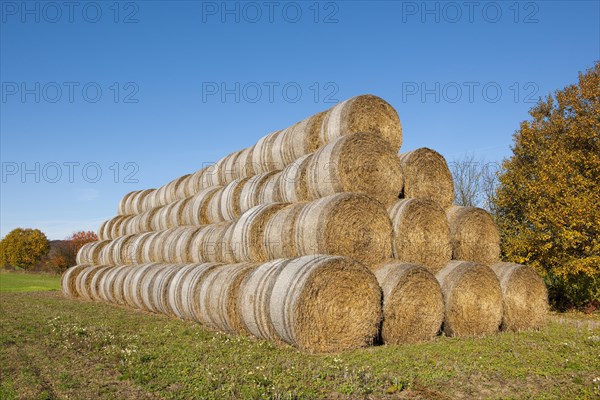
[446, 205, 500, 265]
[64, 93, 547, 352]
[398, 148, 454, 207]
[374, 261, 444, 344]
[81, 193, 392, 267]
[435, 261, 503, 337]
[113, 94, 401, 218]
[490, 262, 548, 331]
[64, 256, 382, 353]
[388, 198, 451, 272]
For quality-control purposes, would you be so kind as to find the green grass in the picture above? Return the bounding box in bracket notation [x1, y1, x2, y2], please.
[1, 292, 599, 399]
[0, 271, 61, 293]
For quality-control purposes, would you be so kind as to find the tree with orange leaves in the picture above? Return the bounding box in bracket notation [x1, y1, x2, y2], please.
[495, 62, 599, 310]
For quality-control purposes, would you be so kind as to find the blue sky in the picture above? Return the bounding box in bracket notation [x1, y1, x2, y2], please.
[1, 0, 598, 239]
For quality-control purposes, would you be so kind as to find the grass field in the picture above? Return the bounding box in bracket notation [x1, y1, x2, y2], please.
[0, 274, 599, 399]
[0, 271, 61, 293]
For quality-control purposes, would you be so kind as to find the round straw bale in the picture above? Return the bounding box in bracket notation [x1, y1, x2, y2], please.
[398, 148, 454, 207]
[182, 186, 221, 226]
[175, 174, 193, 199]
[134, 189, 156, 214]
[154, 181, 171, 207]
[151, 229, 172, 262]
[108, 215, 129, 240]
[95, 240, 115, 264]
[110, 234, 138, 265]
[161, 227, 198, 263]
[306, 133, 404, 207]
[120, 215, 138, 236]
[97, 220, 109, 240]
[89, 266, 114, 302]
[373, 261, 444, 344]
[269, 255, 382, 352]
[138, 263, 173, 313]
[166, 197, 192, 228]
[388, 198, 452, 272]
[99, 215, 123, 240]
[120, 263, 142, 308]
[219, 177, 251, 221]
[61, 264, 90, 298]
[205, 187, 226, 224]
[446, 206, 500, 265]
[177, 262, 223, 321]
[115, 216, 136, 238]
[154, 183, 168, 207]
[279, 154, 312, 202]
[123, 189, 141, 214]
[435, 261, 503, 337]
[219, 224, 238, 263]
[239, 258, 292, 341]
[139, 231, 165, 263]
[157, 229, 176, 263]
[238, 171, 281, 214]
[135, 206, 160, 234]
[123, 189, 152, 215]
[100, 264, 130, 304]
[111, 264, 133, 305]
[271, 124, 292, 170]
[151, 203, 172, 231]
[123, 263, 160, 309]
[118, 190, 138, 215]
[200, 161, 222, 188]
[96, 240, 114, 265]
[233, 147, 255, 179]
[154, 227, 183, 262]
[120, 189, 152, 215]
[144, 189, 161, 211]
[151, 264, 185, 315]
[167, 264, 205, 318]
[251, 131, 281, 175]
[294, 193, 393, 265]
[76, 240, 110, 264]
[197, 262, 259, 333]
[320, 94, 402, 152]
[163, 174, 191, 204]
[218, 150, 243, 184]
[490, 262, 548, 331]
[97, 240, 116, 265]
[172, 227, 202, 264]
[187, 167, 208, 195]
[257, 171, 283, 204]
[275, 112, 326, 167]
[230, 203, 290, 262]
[75, 264, 107, 301]
[128, 232, 154, 264]
[75, 242, 93, 264]
[189, 222, 234, 263]
[124, 215, 141, 236]
[263, 203, 307, 260]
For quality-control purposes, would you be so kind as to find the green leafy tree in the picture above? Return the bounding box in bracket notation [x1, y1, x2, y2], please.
[0, 228, 50, 270]
[495, 62, 599, 310]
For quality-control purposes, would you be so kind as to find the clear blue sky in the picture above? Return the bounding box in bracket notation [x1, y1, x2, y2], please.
[1, 0, 598, 240]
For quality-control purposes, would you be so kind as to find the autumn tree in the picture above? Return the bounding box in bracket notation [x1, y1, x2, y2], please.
[495, 62, 599, 310]
[68, 231, 98, 253]
[41, 231, 98, 273]
[0, 228, 50, 270]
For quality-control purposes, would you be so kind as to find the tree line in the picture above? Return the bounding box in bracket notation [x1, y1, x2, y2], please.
[0, 229, 97, 274]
